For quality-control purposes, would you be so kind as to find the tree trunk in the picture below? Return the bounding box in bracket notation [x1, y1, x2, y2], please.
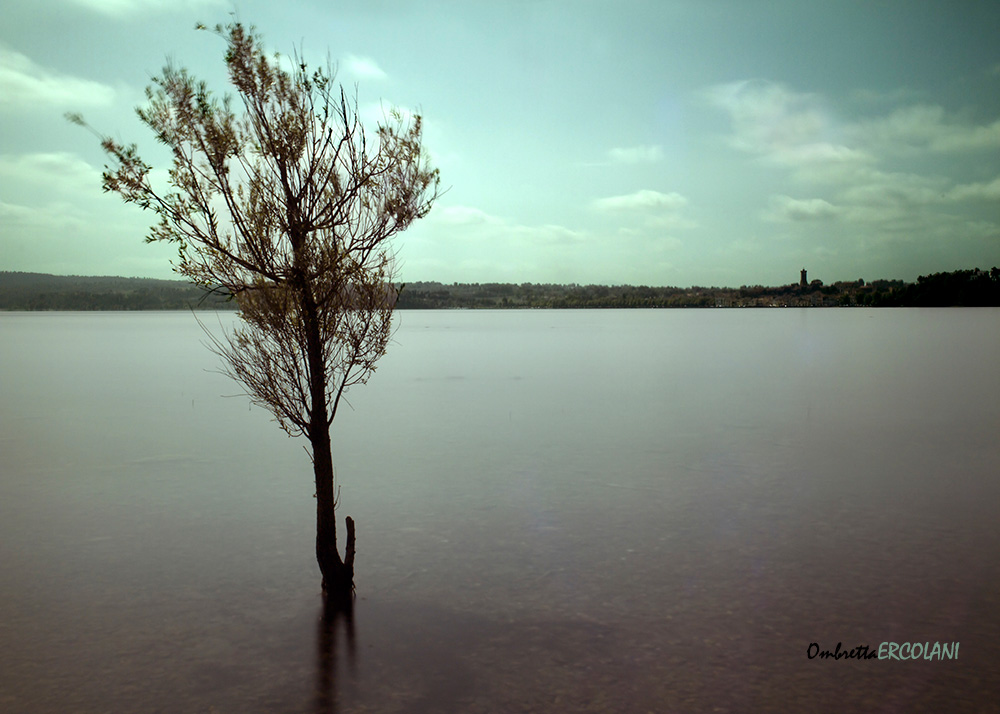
[313, 425, 355, 608]
[293, 239, 355, 607]
[298, 286, 355, 604]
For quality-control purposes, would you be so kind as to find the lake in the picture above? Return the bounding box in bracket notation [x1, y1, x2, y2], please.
[2, 309, 999, 712]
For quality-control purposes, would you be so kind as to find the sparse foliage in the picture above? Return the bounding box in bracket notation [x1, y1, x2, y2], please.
[70, 21, 439, 603]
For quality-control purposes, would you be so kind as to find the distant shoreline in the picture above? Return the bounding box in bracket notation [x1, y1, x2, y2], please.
[2, 268, 998, 310]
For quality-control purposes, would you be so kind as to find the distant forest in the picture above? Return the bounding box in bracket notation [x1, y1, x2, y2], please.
[0, 273, 233, 311]
[2, 268, 999, 311]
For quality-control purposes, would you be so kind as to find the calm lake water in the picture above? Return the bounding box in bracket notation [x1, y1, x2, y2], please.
[2, 309, 999, 712]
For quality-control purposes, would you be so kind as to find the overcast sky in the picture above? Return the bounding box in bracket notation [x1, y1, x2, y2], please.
[2, 0, 999, 286]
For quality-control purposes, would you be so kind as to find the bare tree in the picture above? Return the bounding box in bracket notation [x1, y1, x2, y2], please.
[69, 21, 439, 605]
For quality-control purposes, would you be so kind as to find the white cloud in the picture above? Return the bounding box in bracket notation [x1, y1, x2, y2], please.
[651, 234, 683, 251]
[850, 87, 921, 106]
[850, 104, 1000, 154]
[591, 190, 696, 234]
[434, 205, 501, 225]
[0, 152, 103, 194]
[768, 143, 872, 169]
[66, 0, 223, 17]
[360, 101, 415, 130]
[0, 151, 178, 276]
[962, 220, 1000, 238]
[838, 169, 948, 207]
[836, 171, 1000, 207]
[707, 80, 825, 153]
[0, 199, 88, 231]
[427, 204, 583, 243]
[947, 176, 1000, 202]
[706, 79, 869, 174]
[765, 195, 840, 222]
[0, 45, 115, 108]
[344, 54, 388, 81]
[708, 77, 1000, 248]
[506, 223, 585, 245]
[0, 154, 139, 240]
[607, 145, 663, 164]
[592, 189, 687, 212]
[711, 80, 1000, 175]
[0, 195, 177, 277]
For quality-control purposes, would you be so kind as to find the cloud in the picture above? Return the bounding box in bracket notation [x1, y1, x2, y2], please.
[427, 204, 583, 244]
[650, 234, 683, 251]
[507, 223, 585, 245]
[838, 169, 948, 207]
[592, 189, 687, 212]
[343, 54, 388, 81]
[707, 77, 1000, 240]
[66, 0, 223, 17]
[962, 220, 1000, 238]
[0, 45, 115, 108]
[400, 202, 588, 280]
[836, 170, 1000, 207]
[435, 205, 501, 225]
[0, 195, 178, 278]
[0, 153, 134, 260]
[765, 195, 840, 222]
[707, 80, 823, 152]
[850, 87, 921, 106]
[591, 190, 696, 233]
[800, 173, 1000, 233]
[0, 152, 102, 193]
[0, 152, 179, 276]
[770, 143, 871, 168]
[0, 199, 88, 230]
[360, 101, 415, 130]
[946, 176, 1000, 202]
[705, 79, 870, 172]
[698, 76, 1000, 277]
[850, 104, 1000, 154]
[607, 145, 663, 164]
[711, 80, 1000, 168]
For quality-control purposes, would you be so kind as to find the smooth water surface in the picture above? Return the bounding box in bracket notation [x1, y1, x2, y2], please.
[2, 309, 999, 712]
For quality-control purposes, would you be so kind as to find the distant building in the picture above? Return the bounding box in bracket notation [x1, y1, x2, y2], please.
[800, 268, 808, 287]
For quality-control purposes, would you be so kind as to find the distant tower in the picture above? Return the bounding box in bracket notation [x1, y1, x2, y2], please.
[800, 268, 808, 287]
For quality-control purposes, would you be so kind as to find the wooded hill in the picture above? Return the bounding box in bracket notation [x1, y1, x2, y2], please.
[2, 268, 999, 310]
[0, 272, 234, 311]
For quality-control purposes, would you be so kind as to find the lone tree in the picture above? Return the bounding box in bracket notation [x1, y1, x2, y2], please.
[69, 21, 439, 605]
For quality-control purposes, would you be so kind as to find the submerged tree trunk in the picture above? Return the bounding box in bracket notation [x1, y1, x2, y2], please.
[313, 428, 355, 607]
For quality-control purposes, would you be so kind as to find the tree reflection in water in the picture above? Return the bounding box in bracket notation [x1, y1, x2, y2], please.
[314, 598, 356, 714]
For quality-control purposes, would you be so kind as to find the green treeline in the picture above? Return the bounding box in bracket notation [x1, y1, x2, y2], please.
[395, 279, 881, 309]
[0, 273, 234, 311]
[865, 268, 1000, 307]
[396, 268, 1000, 309]
[2, 268, 999, 310]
